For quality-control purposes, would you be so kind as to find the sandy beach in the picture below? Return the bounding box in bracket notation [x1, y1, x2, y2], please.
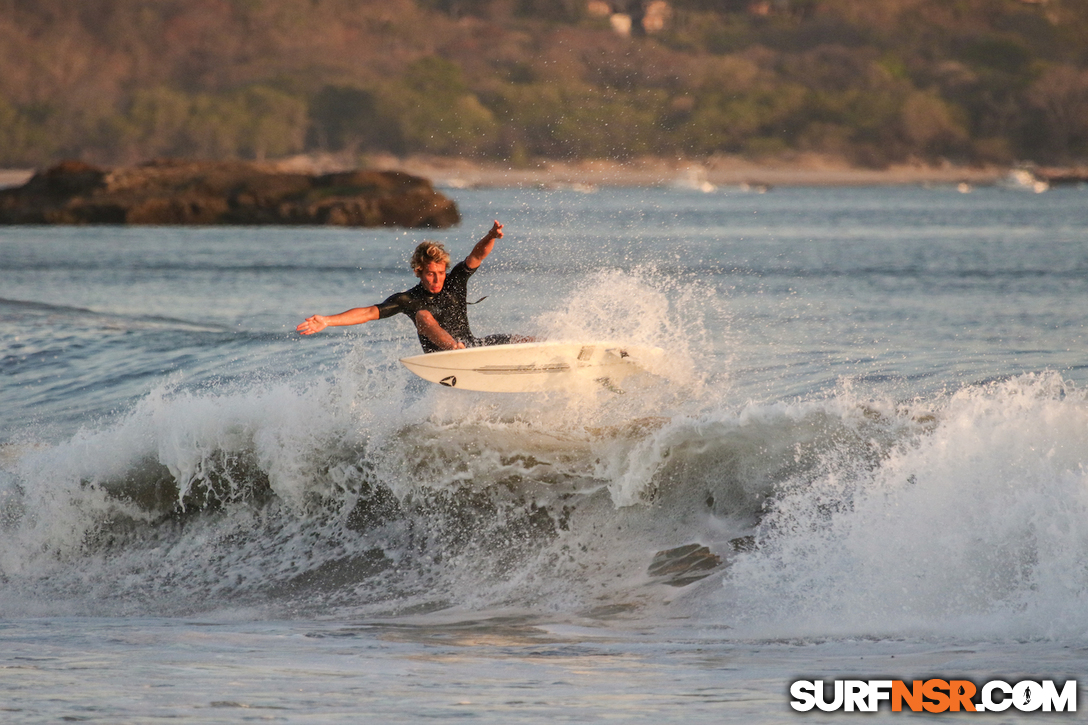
[1, 154, 1017, 193]
[371, 153, 1010, 189]
[0, 169, 33, 189]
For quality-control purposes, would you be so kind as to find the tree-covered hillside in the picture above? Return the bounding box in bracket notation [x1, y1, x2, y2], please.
[1, 0, 1086, 168]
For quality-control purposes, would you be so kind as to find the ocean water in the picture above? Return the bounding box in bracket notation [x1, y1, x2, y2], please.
[1, 184, 1087, 722]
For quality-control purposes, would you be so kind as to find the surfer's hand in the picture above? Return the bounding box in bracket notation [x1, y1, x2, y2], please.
[452, 340, 466, 350]
[487, 220, 503, 240]
[297, 315, 327, 335]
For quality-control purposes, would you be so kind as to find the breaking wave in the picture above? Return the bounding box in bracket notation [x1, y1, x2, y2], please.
[2, 271, 1087, 642]
[719, 372, 1088, 640]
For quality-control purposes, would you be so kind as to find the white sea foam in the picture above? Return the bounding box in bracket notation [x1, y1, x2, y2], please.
[719, 372, 1088, 640]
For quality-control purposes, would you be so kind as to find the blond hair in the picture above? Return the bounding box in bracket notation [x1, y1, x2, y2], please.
[410, 241, 451, 276]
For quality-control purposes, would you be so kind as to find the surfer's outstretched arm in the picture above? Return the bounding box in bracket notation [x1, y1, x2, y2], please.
[296, 306, 379, 335]
[415, 310, 465, 350]
[465, 220, 503, 270]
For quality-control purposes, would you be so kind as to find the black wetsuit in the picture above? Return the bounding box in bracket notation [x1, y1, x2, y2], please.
[376, 261, 513, 353]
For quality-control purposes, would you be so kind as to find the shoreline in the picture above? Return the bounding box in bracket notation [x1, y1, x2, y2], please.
[0, 154, 1057, 192]
[0, 169, 33, 189]
[366, 154, 1011, 190]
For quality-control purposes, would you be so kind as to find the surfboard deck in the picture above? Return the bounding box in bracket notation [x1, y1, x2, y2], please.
[400, 341, 663, 393]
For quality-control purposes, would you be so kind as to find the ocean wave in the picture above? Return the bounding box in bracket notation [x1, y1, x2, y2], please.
[720, 371, 1088, 640]
[0, 348, 926, 622]
[3, 263, 1086, 640]
[0, 296, 230, 333]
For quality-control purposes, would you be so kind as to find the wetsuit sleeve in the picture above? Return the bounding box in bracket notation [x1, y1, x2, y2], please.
[453, 261, 476, 283]
[447, 261, 475, 297]
[375, 292, 421, 319]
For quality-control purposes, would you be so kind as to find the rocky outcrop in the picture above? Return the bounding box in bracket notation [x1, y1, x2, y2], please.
[0, 159, 460, 228]
[1034, 167, 1088, 186]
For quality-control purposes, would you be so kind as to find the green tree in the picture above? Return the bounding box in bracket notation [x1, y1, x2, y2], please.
[113, 85, 307, 161]
[0, 96, 57, 166]
[308, 85, 401, 153]
[899, 90, 969, 158]
[125, 86, 193, 157]
[1027, 65, 1088, 161]
[382, 57, 499, 155]
[235, 86, 308, 161]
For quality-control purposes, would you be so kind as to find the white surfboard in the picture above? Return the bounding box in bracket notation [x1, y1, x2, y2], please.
[400, 341, 663, 393]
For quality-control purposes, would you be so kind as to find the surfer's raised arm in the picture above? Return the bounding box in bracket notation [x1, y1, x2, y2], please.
[465, 220, 503, 269]
[296, 306, 379, 335]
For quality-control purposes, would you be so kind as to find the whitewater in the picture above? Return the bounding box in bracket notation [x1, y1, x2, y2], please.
[1, 184, 1086, 722]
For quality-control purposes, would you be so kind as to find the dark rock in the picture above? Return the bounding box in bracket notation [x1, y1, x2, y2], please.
[647, 543, 723, 587]
[0, 158, 460, 228]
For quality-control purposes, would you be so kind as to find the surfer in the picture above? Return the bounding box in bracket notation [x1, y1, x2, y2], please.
[297, 220, 528, 352]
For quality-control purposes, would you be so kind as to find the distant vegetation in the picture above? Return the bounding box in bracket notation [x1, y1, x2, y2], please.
[1, 0, 1086, 168]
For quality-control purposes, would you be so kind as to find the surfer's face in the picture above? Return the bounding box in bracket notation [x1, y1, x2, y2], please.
[417, 261, 447, 294]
